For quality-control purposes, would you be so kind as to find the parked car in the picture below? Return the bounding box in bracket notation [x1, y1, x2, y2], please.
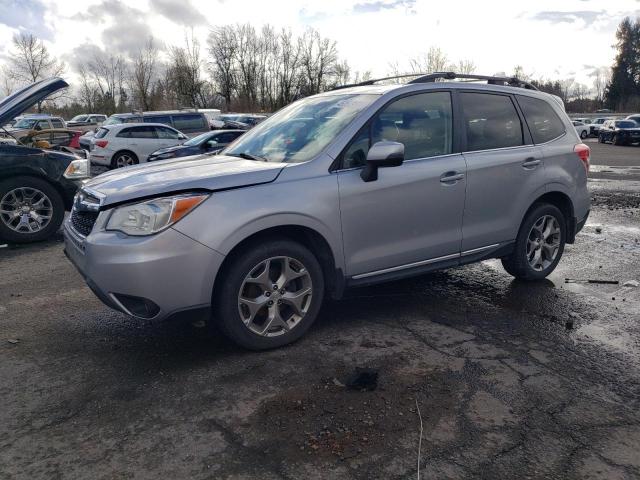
[572, 120, 590, 139]
[21, 128, 84, 152]
[0, 78, 90, 243]
[66, 114, 107, 133]
[625, 114, 640, 124]
[588, 117, 612, 137]
[64, 72, 590, 350]
[79, 110, 209, 150]
[573, 117, 592, 124]
[214, 114, 267, 130]
[598, 119, 640, 145]
[0, 114, 66, 141]
[89, 123, 189, 168]
[147, 129, 244, 162]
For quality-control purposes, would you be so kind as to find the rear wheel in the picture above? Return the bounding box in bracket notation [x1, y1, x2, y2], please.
[111, 151, 139, 169]
[613, 134, 623, 146]
[214, 239, 325, 350]
[0, 176, 65, 243]
[580, 129, 588, 139]
[501, 203, 566, 281]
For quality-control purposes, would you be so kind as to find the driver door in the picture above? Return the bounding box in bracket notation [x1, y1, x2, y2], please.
[336, 91, 466, 278]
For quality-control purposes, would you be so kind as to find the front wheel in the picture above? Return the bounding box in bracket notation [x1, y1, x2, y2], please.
[501, 204, 566, 281]
[0, 176, 65, 243]
[213, 239, 325, 350]
[580, 130, 588, 139]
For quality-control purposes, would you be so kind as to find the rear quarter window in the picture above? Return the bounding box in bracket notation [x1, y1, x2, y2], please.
[516, 95, 566, 144]
[94, 127, 109, 139]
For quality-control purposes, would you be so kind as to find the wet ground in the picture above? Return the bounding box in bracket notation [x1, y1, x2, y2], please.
[1, 146, 640, 479]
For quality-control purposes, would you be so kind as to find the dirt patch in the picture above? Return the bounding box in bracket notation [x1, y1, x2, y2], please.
[249, 368, 460, 462]
[591, 191, 640, 209]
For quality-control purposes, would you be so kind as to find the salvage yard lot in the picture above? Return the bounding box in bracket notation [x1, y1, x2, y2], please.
[1, 147, 640, 479]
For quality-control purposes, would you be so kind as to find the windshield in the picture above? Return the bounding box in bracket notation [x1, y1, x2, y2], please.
[103, 116, 125, 126]
[13, 118, 39, 129]
[616, 121, 637, 128]
[224, 94, 377, 163]
[70, 115, 88, 122]
[183, 131, 212, 146]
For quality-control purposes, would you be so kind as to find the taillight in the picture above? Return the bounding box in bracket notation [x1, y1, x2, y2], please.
[95, 140, 108, 148]
[574, 143, 590, 172]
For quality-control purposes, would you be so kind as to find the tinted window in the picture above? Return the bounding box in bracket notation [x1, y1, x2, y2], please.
[342, 92, 453, 168]
[172, 114, 206, 131]
[616, 121, 637, 128]
[94, 127, 109, 139]
[461, 93, 523, 151]
[217, 132, 241, 143]
[117, 126, 156, 139]
[517, 95, 565, 144]
[51, 119, 64, 128]
[145, 115, 172, 126]
[155, 126, 181, 139]
[35, 120, 49, 131]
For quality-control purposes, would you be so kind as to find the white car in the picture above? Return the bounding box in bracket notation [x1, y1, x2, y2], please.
[89, 123, 188, 168]
[572, 120, 590, 139]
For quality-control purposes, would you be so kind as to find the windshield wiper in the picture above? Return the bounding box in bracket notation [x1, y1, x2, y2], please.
[229, 152, 269, 162]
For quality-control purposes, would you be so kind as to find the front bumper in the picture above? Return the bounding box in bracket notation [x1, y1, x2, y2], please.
[64, 220, 225, 321]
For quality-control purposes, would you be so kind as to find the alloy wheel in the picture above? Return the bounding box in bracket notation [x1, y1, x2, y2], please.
[526, 215, 561, 271]
[238, 256, 313, 337]
[0, 187, 53, 234]
[116, 154, 135, 168]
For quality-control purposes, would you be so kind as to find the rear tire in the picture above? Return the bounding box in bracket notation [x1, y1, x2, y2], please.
[501, 203, 566, 281]
[0, 176, 65, 243]
[111, 151, 139, 169]
[580, 130, 588, 139]
[213, 239, 325, 350]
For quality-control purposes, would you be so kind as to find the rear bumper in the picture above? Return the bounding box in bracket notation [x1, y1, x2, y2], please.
[63, 220, 225, 321]
[89, 153, 110, 166]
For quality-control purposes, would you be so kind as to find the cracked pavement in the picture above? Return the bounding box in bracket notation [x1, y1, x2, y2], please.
[1, 143, 640, 479]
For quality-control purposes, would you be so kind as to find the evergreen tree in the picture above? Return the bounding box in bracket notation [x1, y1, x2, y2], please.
[605, 17, 640, 111]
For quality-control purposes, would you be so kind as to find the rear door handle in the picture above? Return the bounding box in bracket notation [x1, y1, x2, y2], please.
[440, 171, 465, 184]
[522, 158, 541, 169]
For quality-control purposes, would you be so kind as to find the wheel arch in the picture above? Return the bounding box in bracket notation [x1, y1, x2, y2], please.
[524, 190, 576, 243]
[212, 224, 344, 303]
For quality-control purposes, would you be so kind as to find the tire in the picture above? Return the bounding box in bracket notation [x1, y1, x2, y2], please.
[501, 203, 566, 281]
[580, 130, 588, 139]
[613, 134, 624, 146]
[111, 151, 139, 169]
[0, 176, 65, 243]
[213, 239, 325, 350]
[598, 134, 604, 143]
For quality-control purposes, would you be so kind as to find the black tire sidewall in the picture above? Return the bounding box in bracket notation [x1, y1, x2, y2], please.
[214, 239, 325, 350]
[514, 204, 566, 280]
[0, 176, 65, 243]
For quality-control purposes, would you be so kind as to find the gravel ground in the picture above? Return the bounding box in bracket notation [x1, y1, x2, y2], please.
[1, 176, 639, 479]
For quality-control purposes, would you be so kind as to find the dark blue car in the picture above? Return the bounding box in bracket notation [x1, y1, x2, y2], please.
[147, 130, 245, 162]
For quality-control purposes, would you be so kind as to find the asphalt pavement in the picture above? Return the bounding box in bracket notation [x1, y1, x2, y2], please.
[1, 145, 639, 479]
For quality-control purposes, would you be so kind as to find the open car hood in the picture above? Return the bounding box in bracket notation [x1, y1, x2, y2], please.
[85, 154, 287, 207]
[0, 77, 68, 126]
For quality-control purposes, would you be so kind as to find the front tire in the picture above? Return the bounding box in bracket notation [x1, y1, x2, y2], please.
[501, 204, 566, 281]
[213, 239, 325, 350]
[580, 130, 588, 139]
[0, 176, 65, 243]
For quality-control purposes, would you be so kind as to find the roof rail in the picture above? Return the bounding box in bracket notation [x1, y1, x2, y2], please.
[331, 71, 538, 91]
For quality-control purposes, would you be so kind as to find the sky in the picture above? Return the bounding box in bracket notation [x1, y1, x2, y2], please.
[0, 0, 639, 91]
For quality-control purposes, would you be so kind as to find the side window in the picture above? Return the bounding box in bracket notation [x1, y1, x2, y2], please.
[172, 114, 207, 132]
[145, 115, 172, 126]
[460, 93, 523, 151]
[516, 95, 566, 144]
[155, 126, 180, 139]
[51, 119, 64, 129]
[119, 126, 156, 139]
[35, 120, 49, 131]
[342, 91, 453, 168]
[218, 132, 240, 143]
[116, 128, 131, 138]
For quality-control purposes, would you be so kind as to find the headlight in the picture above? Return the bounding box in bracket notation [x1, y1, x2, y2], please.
[105, 193, 209, 236]
[64, 158, 90, 179]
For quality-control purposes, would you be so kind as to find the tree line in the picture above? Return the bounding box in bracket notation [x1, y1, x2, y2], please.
[1, 17, 639, 117]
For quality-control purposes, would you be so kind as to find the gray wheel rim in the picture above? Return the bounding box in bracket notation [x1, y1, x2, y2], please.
[0, 187, 53, 234]
[238, 256, 313, 337]
[116, 154, 135, 168]
[526, 215, 561, 271]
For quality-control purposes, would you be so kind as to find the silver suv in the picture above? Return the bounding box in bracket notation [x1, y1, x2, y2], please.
[64, 73, 590, 350]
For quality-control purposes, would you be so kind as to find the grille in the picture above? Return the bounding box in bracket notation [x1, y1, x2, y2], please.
[71, 208, 98, 237]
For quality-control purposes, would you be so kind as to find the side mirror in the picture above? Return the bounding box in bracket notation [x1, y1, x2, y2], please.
[360, 141, 404, 182]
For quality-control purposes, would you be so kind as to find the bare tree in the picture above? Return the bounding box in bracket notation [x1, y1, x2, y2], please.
[300, 28, 338, 95]
[592, 66, 611, 104]
[168, 32, 210, 108]
[86, 52, 128, 114]
[277, 28, 302, 106]
[208, 25, 239, 111]
[456, 59, 476, 75]
[409, 47, 449, 73]
[0, 68, 17, 97]
[7, 33, 65, 111]
[130, 38, 159, 110]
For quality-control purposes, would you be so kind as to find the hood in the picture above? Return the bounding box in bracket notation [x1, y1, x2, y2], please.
[0, 77, 68, 126]
[85, 154, 286, 207]
[151, 144, 192, 156]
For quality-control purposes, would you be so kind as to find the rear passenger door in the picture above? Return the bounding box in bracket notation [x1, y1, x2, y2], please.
[123, 125, 159, 162]
[460, 91, 545, 253]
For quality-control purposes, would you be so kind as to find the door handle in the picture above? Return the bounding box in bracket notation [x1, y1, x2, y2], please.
[440, 172, 465, 184]
[522, 158, 541, 169]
